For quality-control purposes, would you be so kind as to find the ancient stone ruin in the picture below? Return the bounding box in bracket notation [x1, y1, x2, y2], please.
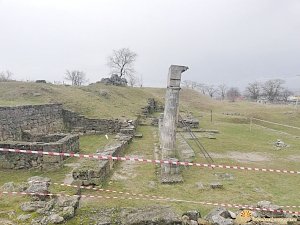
[0, 103, 133, 170]
[159, 65, 188, 183]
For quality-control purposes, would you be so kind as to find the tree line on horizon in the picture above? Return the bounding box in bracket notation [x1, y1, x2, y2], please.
[181, 79, 294, 103]
[0, 47, 296, 103]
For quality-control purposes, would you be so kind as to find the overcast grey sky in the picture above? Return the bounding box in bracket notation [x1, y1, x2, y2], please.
[0, 0, 300, 89]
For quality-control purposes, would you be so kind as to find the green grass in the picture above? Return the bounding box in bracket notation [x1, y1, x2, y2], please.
[0, 81, 300, 224]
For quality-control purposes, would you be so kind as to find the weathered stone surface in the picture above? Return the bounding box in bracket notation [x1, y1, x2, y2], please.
[205, 207, 234, 225]
[182, 210, 201, 221]
[17, 214, 32, 221]
[20, 201, 47, 212]
[89, 208, 115, 225]
[27, 176, 50, 193]
[60, 206, 75, 219]
[0, 104, 64, 141]
[73, 135, 132, 186]
[48, 214, 64, 224]
[120, 206, 182, 225]
[0, 134, 79, 170]
[56, 195, 80, 208]
[1, 182, 18, 191]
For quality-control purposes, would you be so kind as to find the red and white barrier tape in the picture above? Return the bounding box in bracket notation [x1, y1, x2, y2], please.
[29, 180, 300, 209]
[0, 190, 299, 215]
[1, 148, 299, 175]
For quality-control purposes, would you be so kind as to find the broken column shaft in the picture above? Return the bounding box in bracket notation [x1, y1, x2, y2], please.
[160, 65, 188, 182]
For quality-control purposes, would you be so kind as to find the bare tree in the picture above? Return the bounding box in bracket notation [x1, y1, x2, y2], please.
[218, 84, 227, 100]
[206, 85, 217, 98]
[65, 70, 87, 86]
[262, 79, 285, 102]
[0, 70, 13, 81]
[127, 74, 137, 87]
[227, 87, 241, 102]
[195, 83, 207, 95]
[245, 81, 261, 100]
[281, 88, 293, 102]
[107, 48, 137, 82]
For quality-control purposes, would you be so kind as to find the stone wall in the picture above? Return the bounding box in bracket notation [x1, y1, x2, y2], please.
[62, 109, 122, 134]
[0, 104, 64, 141]
[0, 104, 124, 142]
[72, 134, 132, 185]
[0, 134, 79, 170]
[141, 98, 164, 116]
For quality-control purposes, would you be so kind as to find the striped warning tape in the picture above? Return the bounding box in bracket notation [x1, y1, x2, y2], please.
[1, 148, 299, 175]
[29, 180, 300, 209]
[0, 190, 299, 215]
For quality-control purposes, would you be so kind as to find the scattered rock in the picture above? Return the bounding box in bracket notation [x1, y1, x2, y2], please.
[257, 200, 285, 218]
[1, 182, 28, 192]
[215, 173, 234, 180]
[1, 182, 18, 192]
[210, 182, 223, 189]
[274, 139, 289, 149]
[134, 133, 143, 138]
[195, 182, 206, 190]
[182, 210, 201, 221]
[48, 214, 64, 224]
[205, 207, 234, 225]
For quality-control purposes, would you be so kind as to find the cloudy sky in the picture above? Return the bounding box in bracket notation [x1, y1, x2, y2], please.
[0, 0, 300, 90]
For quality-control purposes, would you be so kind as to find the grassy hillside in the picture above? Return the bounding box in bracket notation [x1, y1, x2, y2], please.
[1, 81, 299, 126]
[0, 81, 299, 224]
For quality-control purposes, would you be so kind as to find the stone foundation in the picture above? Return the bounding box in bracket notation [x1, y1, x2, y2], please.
[72, 134, 132, 186]
[0, 133, 79, 170]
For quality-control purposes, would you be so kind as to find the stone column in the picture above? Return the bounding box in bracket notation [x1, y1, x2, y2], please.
[161, 65, 188, 158]
[160, 65, 188, 183]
